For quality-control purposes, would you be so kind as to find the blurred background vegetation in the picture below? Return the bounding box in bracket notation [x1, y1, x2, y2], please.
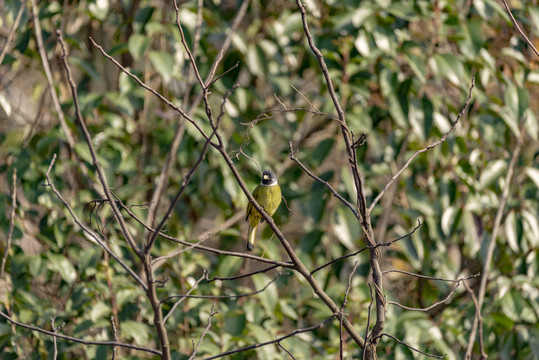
[0, 0, 538, 359]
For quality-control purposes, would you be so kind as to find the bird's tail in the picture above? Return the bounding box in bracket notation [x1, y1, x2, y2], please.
[246, 224, 257, 251]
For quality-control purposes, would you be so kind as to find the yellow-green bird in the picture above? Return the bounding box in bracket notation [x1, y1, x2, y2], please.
[245, 170, 281, 251]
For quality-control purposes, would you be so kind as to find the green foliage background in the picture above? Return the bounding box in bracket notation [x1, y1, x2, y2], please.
[1, 0, 538, 359]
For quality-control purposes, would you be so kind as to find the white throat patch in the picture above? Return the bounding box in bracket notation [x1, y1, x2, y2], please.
[261, 180, 278, 186]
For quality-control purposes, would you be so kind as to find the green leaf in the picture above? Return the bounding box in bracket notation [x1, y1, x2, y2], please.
[149, 51, 174, 83]
[223, 310, 246, 336]
[522, 210, 539, 247]
[69, 56, 100, 82]
[90, 301, 110, 322]
[404, 52, 426, 83]
[441, 206, 457, 237]
[504, 210, 519, 252]
[128, 34, 150, 61]
[215, 255, 243, 278]
[88, 0, 109, 21]
[121, 320, 149, 344]
[246, 44, 264, 77]
[46, 254, 76, 283]
[479, 159, 506, 189]
[431, 53, 466, 87]
[252, 274, 278, 316]
[525, 167, 539, 189]
[333, 207, 358, 250]
[74, 142, 93, 164]
[524, 109, 538, 141]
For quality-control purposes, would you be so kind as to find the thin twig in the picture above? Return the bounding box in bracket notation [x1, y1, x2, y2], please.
[111, 315, 119, 360]
[369, 79, 475, 212]
[500, 0, 539, 58]
[296, 2, 384, 348]
[117, 200, 294, 268]
[189, 303, 219, 360]
[363, 284, 374, 360]
[207, 263, 283, 283]
[370, 79, 475, 212]
[181, 0, 204, 108]
[0, 310, 161, 355]
[311, 220, 422, 275]
[57, 32, 141, 258]
[341, 260, 360, 311]
[0, 3, 24, 65]
[163, 272, 207, 324]
[289, 142, 358, 219]
[89, 37, 212, 142]
[339, 260, 359, 359]
[465, 136, 522, 357]
[44, 155, 148, 291]
[32, 0, 77, 153]
[463, 281, 487, 359]
[1, 169, 16, 278]
[382, 271, 480, 283]
[145, 122, 218, 252]
[277, 340, 296, 359]
[388, 282, 462, 312]
[161, 276, 278, 303]
[183, 0, 251, 113]
[375, 333, 446, 359]
[50, 283, 73, 360]
[203, 316, 335, 360]
[152, 234, 212, 266]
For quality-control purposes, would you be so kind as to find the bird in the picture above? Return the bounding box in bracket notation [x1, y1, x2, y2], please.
[245, 170, 281, 251]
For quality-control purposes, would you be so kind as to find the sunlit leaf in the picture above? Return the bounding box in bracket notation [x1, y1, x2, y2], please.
[149, 50, 174, 83]
[128, 34, 150, 61]
[46, 254, 76, 283]
[505, 210, 519, 252]
[121, 321, 150, 344]
[479, 159, 507, 189]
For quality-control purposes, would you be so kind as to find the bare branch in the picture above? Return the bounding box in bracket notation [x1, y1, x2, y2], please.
[145, 118, 218, 252]
[375, 333, 446, 359]
[463, 281, 487, 360]
[311, 220, 422, 275]
[44, 155, 147, 291]
[341, 260, 360, 311]
[163, 272, 207, 324]
[116, 200, 294, 268]
[88, 37, 212, 143]
[110, 315, 119, 360]
[203, 316, 336, 359]
[277, 340, 296, 359]
[362, 284, 374, 360]
[388, 284, 461, 312]
[500, 0, 539, 58]
[31, 0, 77, 153]
[386, 273, 479, 312]
[466, 136, 522, 357]
[382, 271, 480, 283]
[161, 276, 278, 303]
[0, 310, 161, 355]
[1, 169, 16, 278]
[57, 32, 142, 258]
[369, 78, 475, 212]
[207, 263, 282, 283]
[189, 303, 219, 360]
[289, 141, 358, 219]
[0, 4, 24, 65]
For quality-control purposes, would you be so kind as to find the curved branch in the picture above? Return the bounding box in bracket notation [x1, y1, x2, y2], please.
[0, 310, 161, 355]
[369, 78, 475, 212]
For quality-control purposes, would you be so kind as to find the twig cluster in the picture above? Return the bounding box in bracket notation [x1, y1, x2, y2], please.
[11, 1, 533, 359]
